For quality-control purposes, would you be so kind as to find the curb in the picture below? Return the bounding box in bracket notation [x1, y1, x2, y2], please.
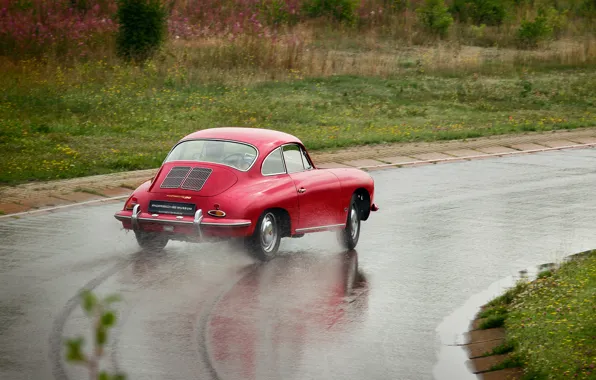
[1, 140, 595, 219]
[0, 195, 129, 220]
[357, 141, 596, 170]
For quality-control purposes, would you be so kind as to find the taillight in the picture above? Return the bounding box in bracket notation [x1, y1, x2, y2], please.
[125, 197, 138, 211]
[207, 209, 226, 217]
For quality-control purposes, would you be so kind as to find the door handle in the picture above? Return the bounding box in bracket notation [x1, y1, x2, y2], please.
[297, 187, 306, 193]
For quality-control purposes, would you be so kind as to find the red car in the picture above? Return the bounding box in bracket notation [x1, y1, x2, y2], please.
[114, 127, 379, 260]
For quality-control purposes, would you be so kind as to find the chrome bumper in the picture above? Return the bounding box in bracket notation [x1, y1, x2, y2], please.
[116, 204, 251, 238]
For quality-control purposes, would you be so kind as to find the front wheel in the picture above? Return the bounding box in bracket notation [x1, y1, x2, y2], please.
[245, 211, 281, 261]
[338, 195, 361, 250]
[135, 231, 169, 252]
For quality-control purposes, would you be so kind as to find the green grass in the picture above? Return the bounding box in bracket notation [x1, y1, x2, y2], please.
[1, 60, 596, 185]
[478, 314, 506, 329]
[482, 341, 516, 357]
[481, 250, 596, 379]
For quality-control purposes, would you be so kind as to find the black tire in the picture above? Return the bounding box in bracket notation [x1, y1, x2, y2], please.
[338, 194, 361, 250]
[245, 211, 281, 261]
[135, 231, 169, 252]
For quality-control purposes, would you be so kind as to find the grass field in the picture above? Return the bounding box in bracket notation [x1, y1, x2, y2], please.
[478, 250, 596, 379]
[2, 47, 596, 185]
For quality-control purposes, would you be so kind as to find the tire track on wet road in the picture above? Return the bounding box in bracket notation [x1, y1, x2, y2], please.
[49, 255, 134, 380]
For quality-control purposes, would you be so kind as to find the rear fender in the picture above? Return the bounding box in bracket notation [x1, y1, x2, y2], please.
[221, 176, 299, 236]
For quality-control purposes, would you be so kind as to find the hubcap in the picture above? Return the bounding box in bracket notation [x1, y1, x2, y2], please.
[350, 205, 359, 240]
[260, 213, 277, 253]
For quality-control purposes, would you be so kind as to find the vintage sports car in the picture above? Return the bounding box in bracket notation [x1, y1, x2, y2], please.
[114, 127, 379, 260]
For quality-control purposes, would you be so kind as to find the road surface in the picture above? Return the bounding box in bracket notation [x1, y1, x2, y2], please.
[2, 148, 596, 380]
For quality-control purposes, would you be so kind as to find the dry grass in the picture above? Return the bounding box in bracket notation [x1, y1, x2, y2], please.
[153, 33, 596, 85]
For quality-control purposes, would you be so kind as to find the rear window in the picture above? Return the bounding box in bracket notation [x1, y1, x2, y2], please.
[164, 139, 258, 171]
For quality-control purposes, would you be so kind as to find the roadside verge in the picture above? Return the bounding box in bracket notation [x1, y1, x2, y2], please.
[2, 128, 596, 218]
[462, 249, 596, 380]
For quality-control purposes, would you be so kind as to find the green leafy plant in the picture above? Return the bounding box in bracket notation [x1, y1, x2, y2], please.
[64, 290, 126, 380]
[578, 0, 596, 19]
[258, 0, 298, 26]
[516, 12, 553, 49]
[116, 0, 168, 63]
[449, 0, 507, 26]
[302, 0, 358, 24]
[416, 0, 454, 38]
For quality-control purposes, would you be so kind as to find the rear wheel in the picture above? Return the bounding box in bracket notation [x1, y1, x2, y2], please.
[338, 194, 361, 250]
[135, 231, 169, 252]
[245, 211, 281, 261]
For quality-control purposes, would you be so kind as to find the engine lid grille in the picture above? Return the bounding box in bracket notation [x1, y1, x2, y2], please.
[160, 166, 191, 189]
[159, 166, 213, 191]
[180, 167, 213, 191]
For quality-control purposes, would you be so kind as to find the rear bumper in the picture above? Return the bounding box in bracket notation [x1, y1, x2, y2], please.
[114, 204, 252, 238]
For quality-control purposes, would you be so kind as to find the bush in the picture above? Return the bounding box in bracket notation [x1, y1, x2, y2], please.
[543, 6, 568, 37]
[302, 0, 359, 23]
[578, 0, 596, 18]
[116, 0, 168, 63]
[450, 0, 507, 26]
[416, 0, 454, 38]
[516, 11, 554, 48]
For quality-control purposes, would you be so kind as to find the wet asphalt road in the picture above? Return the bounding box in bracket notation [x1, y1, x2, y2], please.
[2, 148, 596, 380]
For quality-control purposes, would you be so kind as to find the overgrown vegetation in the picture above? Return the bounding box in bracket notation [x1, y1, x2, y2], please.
[64, 290, 126, 380]
[1, 0, 595, 184]
[2, 0, 596, 60]
[477, 250, 596, 379]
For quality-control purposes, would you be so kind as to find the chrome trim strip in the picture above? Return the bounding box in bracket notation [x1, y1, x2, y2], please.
[294, 223, 345, 233]
[162, 138, 260, 172]
[201, 221, 251, 227]
[115, 214, 250, 228]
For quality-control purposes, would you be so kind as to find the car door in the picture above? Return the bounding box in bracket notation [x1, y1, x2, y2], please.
[281, 144, 343, 232]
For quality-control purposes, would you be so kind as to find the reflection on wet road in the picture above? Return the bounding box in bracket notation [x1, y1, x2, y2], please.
[2, 148, 596, 380]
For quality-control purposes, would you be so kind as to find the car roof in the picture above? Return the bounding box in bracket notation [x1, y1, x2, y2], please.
[180, 127, 304, 153]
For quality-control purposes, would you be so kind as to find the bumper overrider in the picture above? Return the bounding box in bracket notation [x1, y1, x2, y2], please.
[114, 204, 252, 238]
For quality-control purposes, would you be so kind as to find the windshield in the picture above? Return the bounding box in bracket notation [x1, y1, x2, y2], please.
[164, 139, 258, 171]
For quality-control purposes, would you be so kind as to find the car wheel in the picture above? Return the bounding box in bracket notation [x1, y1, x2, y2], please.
[135, 231, 169, 252]
[245, 211, 281, 261]
[339, 194, 360, 250]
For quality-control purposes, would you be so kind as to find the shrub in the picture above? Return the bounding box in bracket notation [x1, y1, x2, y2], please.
[516, 12, 554, 48]
[578, 0, 596, 18]
[450, 0, 507, 26]
[116, 0, 168, 63]
[302, 0, 359, 23]
[416, 0, 454, 38]
[543, 6, 568, 37]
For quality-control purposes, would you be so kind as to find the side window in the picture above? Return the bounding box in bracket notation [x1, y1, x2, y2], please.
[261, 147, 286, 175]
[282, 144, 305, 173]
[300, 147, 313, 170]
